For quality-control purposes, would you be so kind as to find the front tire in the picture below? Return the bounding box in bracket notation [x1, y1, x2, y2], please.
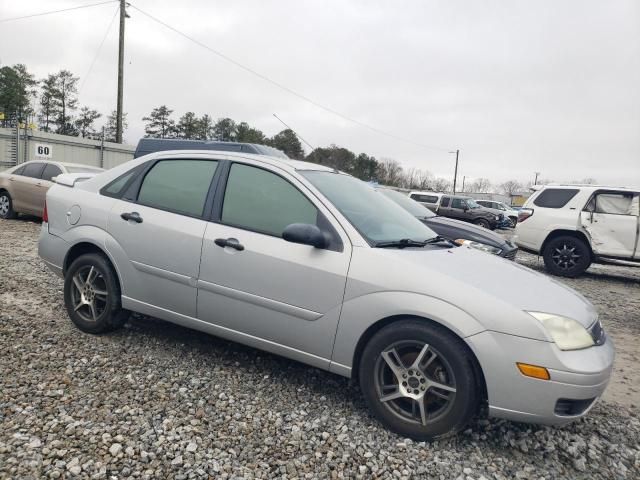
[474, 218, 490, 229]
[64, 253, 129, 334]
[0, 191, 18, 219]
[359, 320, 479, 440]
[542, 235, 591, 277]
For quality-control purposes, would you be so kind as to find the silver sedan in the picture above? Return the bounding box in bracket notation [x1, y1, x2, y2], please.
[38, 151, 614, 440]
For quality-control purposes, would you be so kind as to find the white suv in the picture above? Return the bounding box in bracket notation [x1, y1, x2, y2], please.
[516, 185, 640, 277]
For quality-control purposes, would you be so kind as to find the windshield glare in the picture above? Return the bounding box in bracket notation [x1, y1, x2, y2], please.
[301, 172, 438, 244]
[377, 188, 436, 219]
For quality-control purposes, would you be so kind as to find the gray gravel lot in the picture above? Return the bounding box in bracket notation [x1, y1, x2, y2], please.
[1, 218, 639, 479]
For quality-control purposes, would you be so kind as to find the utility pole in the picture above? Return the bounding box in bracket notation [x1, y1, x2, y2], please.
[461, 175, 466, 192]
[450, 149, 460, 194]
[534, 171, 540, 185]
[115, 0, 127, 143]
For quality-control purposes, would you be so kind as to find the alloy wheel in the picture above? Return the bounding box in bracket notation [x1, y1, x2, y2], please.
[70, 266, 109, 322]
[0, 195, 9, 217]
[374, 341, 457, 426]
[551, 242, 582, 271]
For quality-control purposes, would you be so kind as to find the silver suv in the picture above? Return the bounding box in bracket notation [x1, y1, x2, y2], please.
[39, 151, 614, 440]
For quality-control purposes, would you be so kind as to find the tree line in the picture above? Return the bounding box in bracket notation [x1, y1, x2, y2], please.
[0, 63, 126, 142]
[1, 63, 596, 194]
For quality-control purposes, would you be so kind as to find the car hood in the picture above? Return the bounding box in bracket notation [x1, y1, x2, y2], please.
[347, 245, 597, 336]
[424, 216, 510, 247]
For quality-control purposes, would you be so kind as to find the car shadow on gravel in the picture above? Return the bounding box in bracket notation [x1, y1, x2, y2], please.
[113, 312, 630, 444]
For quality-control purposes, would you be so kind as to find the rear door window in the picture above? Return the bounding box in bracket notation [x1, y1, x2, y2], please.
[41, 164, 63, 182]
[22, 162, 45, 178]
[533, 189, 579, 208]
[440, 196, 450, 207]
[593, 193, 638, 216]
[137, 159, 219, 217]
[451, 198, 465, 209]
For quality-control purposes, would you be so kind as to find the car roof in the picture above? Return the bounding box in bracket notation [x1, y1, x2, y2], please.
[10, 160, 104, 171]
[534, 184, 636, 192]
[151, 150, 336, 174]
[409, 191, 443, 195]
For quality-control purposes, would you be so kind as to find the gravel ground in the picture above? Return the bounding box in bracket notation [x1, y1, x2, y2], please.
[1, 218, 639, 480]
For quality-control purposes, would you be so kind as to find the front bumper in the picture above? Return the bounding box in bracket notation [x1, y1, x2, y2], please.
[466, 330, 614, 425]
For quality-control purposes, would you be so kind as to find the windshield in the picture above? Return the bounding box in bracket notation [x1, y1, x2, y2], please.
[65, 166, 104, 174]
[301, 171, 437, 244]
[466, 199, 482, 209]
[377, 188, 436, 219]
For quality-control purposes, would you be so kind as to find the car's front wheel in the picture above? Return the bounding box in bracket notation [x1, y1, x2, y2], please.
[474, 218, 490, 229]
[542, 235, 591, 277]
[0, 191, 18, 219]
[64, 253, 129, 334]
[359, 320, 479, 440]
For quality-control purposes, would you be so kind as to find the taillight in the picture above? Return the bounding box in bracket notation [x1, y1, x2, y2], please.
[43, 201, 48, 223]
[518, 208, 533, 222]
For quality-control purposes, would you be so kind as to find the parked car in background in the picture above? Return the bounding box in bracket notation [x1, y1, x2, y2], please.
[435, 194, 504, 230]
[0, 161, 104, 219]
[134, 138, 289, 159]
[378, 188, 518, 259]
[476, 200, 520, 227]
[40, 151, 613, 440]
[408, 191, 443, 212]
[516, 185, 640, 277]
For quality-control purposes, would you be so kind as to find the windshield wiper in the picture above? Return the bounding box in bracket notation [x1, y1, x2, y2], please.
[374, 239, 429, 249]
[423, 235, 455, 246]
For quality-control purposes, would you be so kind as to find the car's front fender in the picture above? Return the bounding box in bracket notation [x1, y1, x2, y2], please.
[329, 291, 485, 376]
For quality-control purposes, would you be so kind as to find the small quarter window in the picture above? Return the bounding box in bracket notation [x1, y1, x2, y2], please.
[440, 197, 450, 207]
[137, 160, 219, 217]
[533, 189, 579, 208]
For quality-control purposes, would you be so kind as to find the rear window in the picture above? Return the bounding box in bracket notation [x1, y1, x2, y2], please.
[410, 194, 439, 203]
[533, 189, 579, 208]
[22, 162, 45, 178]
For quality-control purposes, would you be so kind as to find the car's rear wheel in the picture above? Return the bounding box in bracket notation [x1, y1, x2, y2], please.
[359, 320, 479, 440]
[0, 191, 17, 219]
[64, 253, 129, 333]
[474, 218, 490, 229]
[542, 235, 591, 277]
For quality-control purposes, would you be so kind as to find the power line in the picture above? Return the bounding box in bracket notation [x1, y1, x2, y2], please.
[273, 113, 315, 150]
[78, 5, 120, 94]
[129, 4, 451, 153]
[0, 0, 117, 24]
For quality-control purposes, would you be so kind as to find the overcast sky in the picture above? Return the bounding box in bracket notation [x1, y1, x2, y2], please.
[2, 0, 639, 187]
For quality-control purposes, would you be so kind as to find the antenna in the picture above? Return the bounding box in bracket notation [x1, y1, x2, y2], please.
[273, 113, 315, 150]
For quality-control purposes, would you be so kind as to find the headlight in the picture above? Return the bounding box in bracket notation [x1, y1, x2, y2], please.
[454, 239, 502, 255]
[527, 312, 594, 350]
[495, 215, 500, 221]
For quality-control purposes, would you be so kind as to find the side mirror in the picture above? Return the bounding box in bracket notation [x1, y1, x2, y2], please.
[463, 205, 469, 211]
[283, 223, 329, 249]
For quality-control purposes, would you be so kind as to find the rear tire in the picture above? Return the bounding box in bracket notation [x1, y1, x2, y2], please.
[0, 191, 18, 219]
[542, 235, 591, 277]
[64, 253, 129, 333]
[474, 218, 490, 229]
[359, 320, 479, 441]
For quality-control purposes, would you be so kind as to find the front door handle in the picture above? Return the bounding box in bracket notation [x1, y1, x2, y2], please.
[120, 211, 143, 223]
[214, 237, 244, 251]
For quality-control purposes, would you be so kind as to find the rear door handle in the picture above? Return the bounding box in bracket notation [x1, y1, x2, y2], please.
[120, 212, 143, 223]
[214, 237, 244, 251]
